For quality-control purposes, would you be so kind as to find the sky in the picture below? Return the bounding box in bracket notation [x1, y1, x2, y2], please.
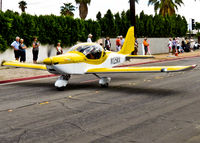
[2, 0, 200, 24]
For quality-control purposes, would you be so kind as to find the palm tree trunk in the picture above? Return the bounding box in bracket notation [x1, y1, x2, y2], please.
[79, 2, 88, 20]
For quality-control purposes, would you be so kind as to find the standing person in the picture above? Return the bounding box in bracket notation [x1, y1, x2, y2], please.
[172, 38, 177, 55]
[176, 37, 181, 53]
[185, 38, 191, 52]
[87, 34, 92, 43]
[120, 35, 125, 48]
[19, 39, 27, 62]
[105, 37, 111, 51]
[168, 38, 172, 54]
[56, 42, 63, 55]
[134, 37, 139, 55]
[32, 37, 40, 64]
[143, 37, 149, 55]
[181, 38, 186, 51]
[190, 37, 195, 52]
[116, 36, 121, 51]
[11, 36, 20, 61]
[131, 37, 138, 55]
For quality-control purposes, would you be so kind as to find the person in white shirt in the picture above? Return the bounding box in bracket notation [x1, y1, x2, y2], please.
[168, 38, 172, 54]
[87, 34, 93, 43]
[11, 36, 20, 61]
[120, 35, 125, 48]
[56, 42, 63, 55]
[176, 37, 181, 53]
[190, 37, 195, 51]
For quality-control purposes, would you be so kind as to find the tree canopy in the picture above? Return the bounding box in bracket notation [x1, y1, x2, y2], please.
[60, 3, 76, 17]
[0, 10, 188, 52]
[18, 0, 27, 13]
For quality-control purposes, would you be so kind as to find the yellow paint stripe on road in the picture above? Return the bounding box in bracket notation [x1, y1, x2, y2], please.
[39, 101, 49, 105]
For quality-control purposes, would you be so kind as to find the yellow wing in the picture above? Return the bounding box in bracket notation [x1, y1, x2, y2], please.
[2, 61, 47, 70]
[86, 65, 196, 74]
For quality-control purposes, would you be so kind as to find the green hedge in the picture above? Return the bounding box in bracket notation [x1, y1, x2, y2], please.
[0, 10, 188, 52]
[0, 10, 100, 52]
[98, 10, 187, 38]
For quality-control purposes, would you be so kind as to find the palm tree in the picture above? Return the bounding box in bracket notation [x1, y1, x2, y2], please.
[60, 3, 75, 16]
[148, 0, 184, 16]
[130, 0, 139, 26]
[18, 0, 27, 13]
[75, 0, 91, 20]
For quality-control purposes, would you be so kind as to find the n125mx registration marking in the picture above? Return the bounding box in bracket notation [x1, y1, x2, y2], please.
[111, 57, 120, 64]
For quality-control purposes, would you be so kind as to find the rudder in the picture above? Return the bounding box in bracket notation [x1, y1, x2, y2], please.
[118, 26, 135, 55]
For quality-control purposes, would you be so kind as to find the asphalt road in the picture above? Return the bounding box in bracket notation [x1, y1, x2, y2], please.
[0, 57, 200, 143]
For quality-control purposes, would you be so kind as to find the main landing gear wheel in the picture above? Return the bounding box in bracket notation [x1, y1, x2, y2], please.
[99, 77, 111, 88]
[55, 75, 71, 90]
[93, 74, 111, 88]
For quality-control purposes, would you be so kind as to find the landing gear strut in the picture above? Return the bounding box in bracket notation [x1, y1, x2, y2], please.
[55, 75, 71, 90]
[94, 74, 111, 88]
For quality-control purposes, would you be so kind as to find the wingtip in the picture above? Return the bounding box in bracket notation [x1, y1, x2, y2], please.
[192, 64, 197, 68]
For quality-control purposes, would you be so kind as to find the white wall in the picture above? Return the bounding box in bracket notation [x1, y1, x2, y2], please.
[104, 38, 170, 55]
[0, 45, 70, 64]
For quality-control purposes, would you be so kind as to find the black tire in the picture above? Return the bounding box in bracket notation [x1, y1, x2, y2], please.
[100, 83, 109, 88]
[56, 87, 65, 91]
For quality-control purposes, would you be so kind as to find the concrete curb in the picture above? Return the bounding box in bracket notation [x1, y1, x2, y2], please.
[0, 54, 199, 85]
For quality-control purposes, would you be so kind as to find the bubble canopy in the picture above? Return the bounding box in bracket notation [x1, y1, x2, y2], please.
[68, 43, 104, 59]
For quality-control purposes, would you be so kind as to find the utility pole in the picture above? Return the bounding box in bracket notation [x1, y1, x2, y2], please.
[130, 0, 136, 36]
[0, 0, 2, 11]
[130, 0, 136, 27]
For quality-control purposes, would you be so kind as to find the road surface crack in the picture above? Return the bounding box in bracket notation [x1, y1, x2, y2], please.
[16, 129, 28, 143]
[64, 121, 86, 132]
[57, 101, 90, 114]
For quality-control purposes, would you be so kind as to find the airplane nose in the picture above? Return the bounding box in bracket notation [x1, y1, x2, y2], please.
[43, 57, 52, 65]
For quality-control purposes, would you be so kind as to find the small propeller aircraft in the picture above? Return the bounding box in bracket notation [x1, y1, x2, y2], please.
[2, 27, 197, 90]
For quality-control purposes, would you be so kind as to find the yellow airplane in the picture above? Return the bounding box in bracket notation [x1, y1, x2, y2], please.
[2, 27, 197, 90]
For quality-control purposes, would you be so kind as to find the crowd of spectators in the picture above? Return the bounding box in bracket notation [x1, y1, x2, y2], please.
[168, 37, 199, 56]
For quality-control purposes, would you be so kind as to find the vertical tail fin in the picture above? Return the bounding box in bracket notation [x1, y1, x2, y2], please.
[118, 26, 135, 55]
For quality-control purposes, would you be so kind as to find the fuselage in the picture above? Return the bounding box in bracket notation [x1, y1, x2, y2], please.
[46, 51, 127, 75]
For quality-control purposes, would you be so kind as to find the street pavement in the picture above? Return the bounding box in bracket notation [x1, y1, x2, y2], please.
[0, 56, 200, 143]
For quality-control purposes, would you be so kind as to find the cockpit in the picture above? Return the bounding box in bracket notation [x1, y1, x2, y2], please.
[68, 43, 105, 60]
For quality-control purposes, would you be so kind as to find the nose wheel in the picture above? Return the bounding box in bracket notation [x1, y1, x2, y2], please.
[55, 75, 71, 90]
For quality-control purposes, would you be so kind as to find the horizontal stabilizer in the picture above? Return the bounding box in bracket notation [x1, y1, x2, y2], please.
[126, 55, 154, 60]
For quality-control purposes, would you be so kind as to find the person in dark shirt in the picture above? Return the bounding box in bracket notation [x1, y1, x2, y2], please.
[32, 37, 40, 64]
[105, 37, 111, 51]
[19, 39, 27, 62]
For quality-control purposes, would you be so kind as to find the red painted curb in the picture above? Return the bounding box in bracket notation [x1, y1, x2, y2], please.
[116, 55, 200, 67]
[0, 74, 58, 84]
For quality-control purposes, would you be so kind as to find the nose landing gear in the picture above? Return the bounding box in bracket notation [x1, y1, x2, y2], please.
[55, 74, 71, 90]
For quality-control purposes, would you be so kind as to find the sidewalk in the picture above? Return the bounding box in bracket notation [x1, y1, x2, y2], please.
[0, 50, 200, 82]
